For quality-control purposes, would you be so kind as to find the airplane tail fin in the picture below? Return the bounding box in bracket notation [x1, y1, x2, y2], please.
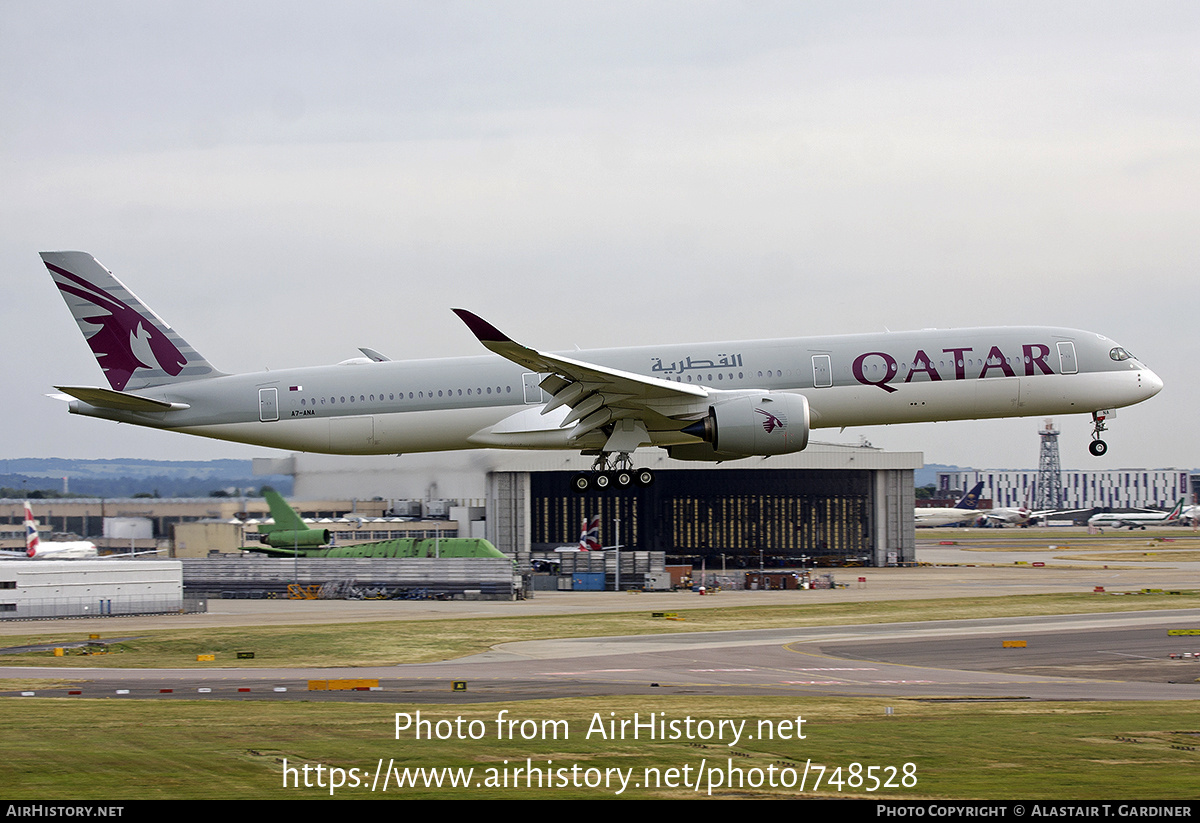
[1168, 499, 1185, 520]
[41, 251, 224, 392]
[954, 482, 986, 510]
[24, 502, 39, 557]
[261, 489, 311, 533]
[579, 515, 601, 551]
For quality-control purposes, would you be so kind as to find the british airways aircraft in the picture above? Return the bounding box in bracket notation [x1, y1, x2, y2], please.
[3, 501, 98, 559]
[41, 252, 1163, 492]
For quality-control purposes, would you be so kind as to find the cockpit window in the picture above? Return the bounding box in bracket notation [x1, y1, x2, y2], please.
[1109, 347, 1133, 361]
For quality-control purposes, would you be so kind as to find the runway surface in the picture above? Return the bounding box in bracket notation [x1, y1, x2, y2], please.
[5, 608, 1200, 703]
[4, 539, 1199, 703]
[1, 556, 1195, 637]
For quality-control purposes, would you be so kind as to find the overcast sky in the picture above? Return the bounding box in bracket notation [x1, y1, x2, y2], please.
[2, 1, 1197, 473]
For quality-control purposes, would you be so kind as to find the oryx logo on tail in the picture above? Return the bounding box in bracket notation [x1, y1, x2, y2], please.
[46, 262, 187, 391]
[41, 252, 221, 391]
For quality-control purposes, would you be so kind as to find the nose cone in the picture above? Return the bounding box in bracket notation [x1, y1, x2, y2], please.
[1141, 367, 1164, 399]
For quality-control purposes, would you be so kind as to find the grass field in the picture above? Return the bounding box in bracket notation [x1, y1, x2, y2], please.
[2, 695, 1198, 799]
[3, 586, 1199, 799]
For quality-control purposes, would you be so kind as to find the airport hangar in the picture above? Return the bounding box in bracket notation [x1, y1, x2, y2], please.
[252, 441, 920, 567]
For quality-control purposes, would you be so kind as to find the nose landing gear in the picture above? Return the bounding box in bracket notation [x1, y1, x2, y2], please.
[1088, 411, 1109, 457]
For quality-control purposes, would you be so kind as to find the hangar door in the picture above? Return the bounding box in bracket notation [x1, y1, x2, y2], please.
[530, 469, 871, 561]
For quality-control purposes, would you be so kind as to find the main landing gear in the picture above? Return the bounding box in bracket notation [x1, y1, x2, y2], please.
[1088, 411, 1109, 457]
[571, 453, 654, 494]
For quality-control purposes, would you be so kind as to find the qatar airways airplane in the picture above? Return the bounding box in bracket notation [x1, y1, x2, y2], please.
[40, 251, 1163, 492]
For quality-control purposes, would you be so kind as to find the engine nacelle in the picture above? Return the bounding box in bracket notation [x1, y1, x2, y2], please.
[680, 393, 810, 456]
[261, 529, 331, 548]
[665, 442, 752, 462]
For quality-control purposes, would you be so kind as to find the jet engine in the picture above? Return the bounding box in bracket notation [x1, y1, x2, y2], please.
[678, 392, 810, 457]
[260, 529, 331, 549]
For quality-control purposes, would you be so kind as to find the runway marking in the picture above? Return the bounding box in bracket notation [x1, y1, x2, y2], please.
[536, 671, 641, 676]
[1096, 651, 1163, 661]
[774, 639, 1085, 689]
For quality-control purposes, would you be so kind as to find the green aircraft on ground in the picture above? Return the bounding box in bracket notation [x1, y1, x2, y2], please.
[245, 489, 507, 559]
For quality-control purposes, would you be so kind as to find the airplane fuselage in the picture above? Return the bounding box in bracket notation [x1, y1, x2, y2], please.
[982, 508, 1033, 526]
[27, 542, 98, 559]
[914, 508, 982, 527]
[63, 325, 1161, 455]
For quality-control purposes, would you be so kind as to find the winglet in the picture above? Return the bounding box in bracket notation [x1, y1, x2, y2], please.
[453, 309, 512, 344]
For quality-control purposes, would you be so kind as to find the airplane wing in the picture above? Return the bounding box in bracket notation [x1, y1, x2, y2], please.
[1032, 507, 1090, 518]
[453, 309, 710, 448]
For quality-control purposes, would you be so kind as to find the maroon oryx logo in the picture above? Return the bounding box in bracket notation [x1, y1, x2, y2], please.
[756, 407, 786, 434]
[47, 262, 187, 391]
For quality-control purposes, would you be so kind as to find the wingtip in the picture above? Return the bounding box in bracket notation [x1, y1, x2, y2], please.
[452, 308, 511, 344]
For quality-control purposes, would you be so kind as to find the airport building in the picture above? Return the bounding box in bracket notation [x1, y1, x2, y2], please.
[2, 441, 922, 567]
[937, 469, 1192, 511]
[253, 442, 921, 566]
[0, 560, 184, 620]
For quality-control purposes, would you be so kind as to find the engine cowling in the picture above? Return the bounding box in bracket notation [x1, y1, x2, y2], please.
[679, 393, 810, 456]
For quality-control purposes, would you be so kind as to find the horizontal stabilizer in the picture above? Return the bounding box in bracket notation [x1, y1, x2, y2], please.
[53, 386, 190, 413]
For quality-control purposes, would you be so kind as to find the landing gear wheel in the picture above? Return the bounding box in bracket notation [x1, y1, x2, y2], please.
[594, 472, 611, 489]
[614, 470, 633, 488]
[635, 468, 655, 487]
[1089, 439, 1108, 457]
[571, 473, 591, 494]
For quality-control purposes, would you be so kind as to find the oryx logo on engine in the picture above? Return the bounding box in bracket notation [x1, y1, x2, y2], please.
[756, 407, 785, 434]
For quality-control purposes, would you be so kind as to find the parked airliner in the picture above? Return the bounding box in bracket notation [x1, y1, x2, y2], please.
[1087, 500, 1185, 530]
[914, 482, 986, 527]
[41, 252, 1163, 492]
[980, 504, 1087, 527]
[19, 502, 97, 559]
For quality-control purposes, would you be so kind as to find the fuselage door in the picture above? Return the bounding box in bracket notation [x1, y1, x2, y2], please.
[1057, 341, 1078, 375]
[522, 372, 549, 404]
[812, 354, 832, 388]
[258, 387, 279, 422]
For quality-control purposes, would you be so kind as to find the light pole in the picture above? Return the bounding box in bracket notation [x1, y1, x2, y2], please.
[613, 515, 620, 592]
